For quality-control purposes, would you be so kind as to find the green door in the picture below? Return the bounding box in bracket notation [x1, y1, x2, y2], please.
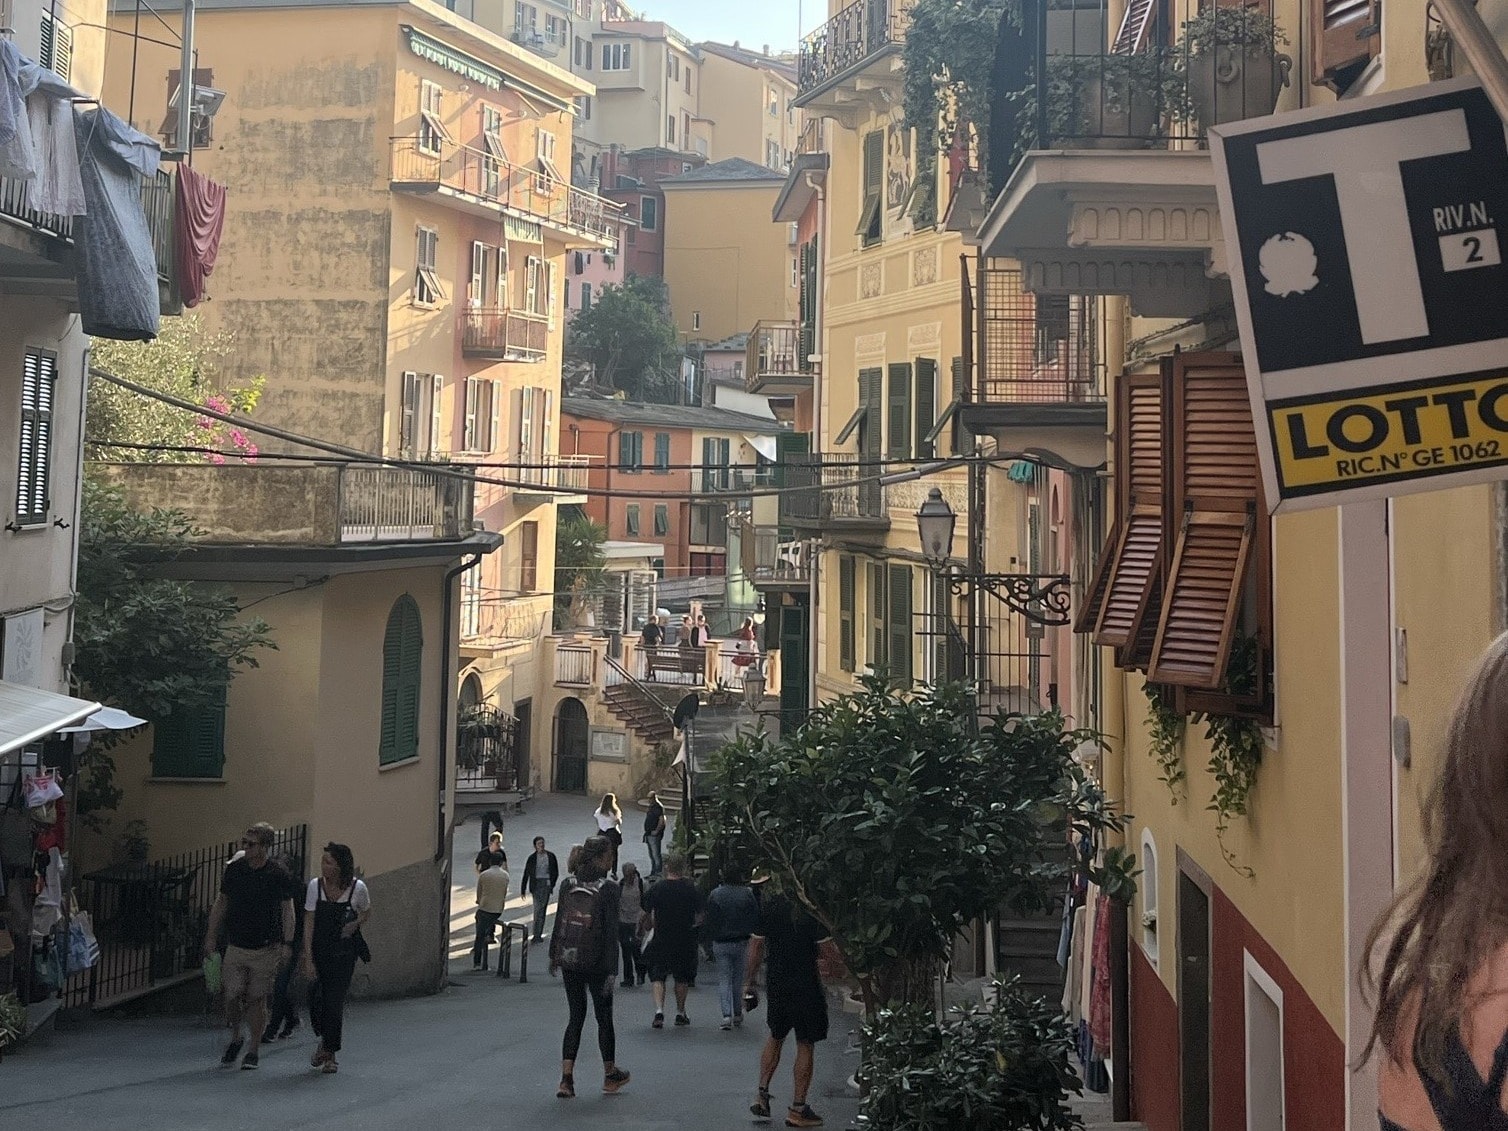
[778, 602, 810, 732]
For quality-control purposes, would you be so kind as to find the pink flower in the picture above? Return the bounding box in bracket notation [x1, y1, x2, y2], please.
[195, 416, 213, 430]
[207, 453, 227, 465]
[203, 394, 229, 413]
[229, 429, 247, 447]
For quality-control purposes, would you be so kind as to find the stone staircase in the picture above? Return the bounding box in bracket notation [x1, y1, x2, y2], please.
[996, 902, 1068, 1004]
[602, 680, 676, 744]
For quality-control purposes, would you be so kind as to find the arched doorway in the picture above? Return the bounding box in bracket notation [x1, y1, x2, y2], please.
[552, 698, 590, 793]
[458, 673, 483, 715]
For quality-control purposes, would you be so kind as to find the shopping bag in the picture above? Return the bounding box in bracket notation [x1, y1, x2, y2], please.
[66, 912, 99, 972]
[22, 771, 63, 809]
[202, 952, 222, 995]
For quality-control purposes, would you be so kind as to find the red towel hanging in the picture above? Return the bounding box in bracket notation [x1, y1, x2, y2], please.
[173, 163, 227, 308]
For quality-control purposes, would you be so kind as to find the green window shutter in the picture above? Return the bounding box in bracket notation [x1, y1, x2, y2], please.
[914, 358, 937, 460]
[774, 430, 809, 491]
[634, 432, 644, 467]
[951, 356, 970, 455]
[618, 431, 634, 468]
[653, 503, 669, 535]
[859, 131, 884, 245]
[702, 437, 715, 489]
[887, 362, 912, 459]
[888, 565, 913, 687]
[868, 560, 886, 672]
[626, 504, 640, 534]
[858, 368, 883, 459]
[838, 555, 855, 672]
[654, 432, 670, 470]
[152, 693, 226, 778]
[381, 596, 423, 764]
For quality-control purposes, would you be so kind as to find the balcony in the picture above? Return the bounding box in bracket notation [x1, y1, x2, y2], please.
[746, 320, 812, 395]
[461, 308, 549, 361]
[960, 261, 1107, 470]
[744, 526, 814, 590]
[90, 462, 477, 545]
[391, 138, 621, 250]
[794, 0, 908, 122]
[696, 468, 769, 495]
[1, 169, 179, 310]
[515, 454, 594, 505]
[976, 2, 1291, 318]
[781, 452, 889, 533]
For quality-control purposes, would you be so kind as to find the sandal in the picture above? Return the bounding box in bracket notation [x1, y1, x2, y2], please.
[556, 1074, 575, 1099]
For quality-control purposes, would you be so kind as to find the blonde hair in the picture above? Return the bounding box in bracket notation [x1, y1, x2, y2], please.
[598, 793, 621, 820]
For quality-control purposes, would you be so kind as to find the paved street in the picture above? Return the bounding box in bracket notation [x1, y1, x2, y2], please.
[0, 794, 863, 1130]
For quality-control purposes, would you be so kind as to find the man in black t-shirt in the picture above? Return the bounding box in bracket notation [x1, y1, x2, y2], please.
[475, 830, 507, 875]
[203, 822, 296, 1071]
[640, 852, 702, 1028]
[743, 893, 830, 1128]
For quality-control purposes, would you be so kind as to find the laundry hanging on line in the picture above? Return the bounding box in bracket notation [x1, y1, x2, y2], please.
[174, 161, 227, 307]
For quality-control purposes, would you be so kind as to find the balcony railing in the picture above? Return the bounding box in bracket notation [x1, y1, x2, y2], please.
[3, 168, 175, 286]
[746, 526, 814, 586]
[976, 261, 1103, 404]
[781, 452, 888, 527]
[797, 0, 908, 98]
[339, 463, 476, 541]
[461, 308, 549, 360]
[391, 138, 621, 249]
[0, 173, 73, 240]
[517, 453, 594, 496]
[746, 320, 811, 392]
[696, 467, 769, 494]
[554, 643, 596, 686]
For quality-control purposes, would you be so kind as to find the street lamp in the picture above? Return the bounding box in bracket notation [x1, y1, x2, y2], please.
[915, 486, 956, 568]
[752, 597, 767, 626]
[742, 660, 767, 710]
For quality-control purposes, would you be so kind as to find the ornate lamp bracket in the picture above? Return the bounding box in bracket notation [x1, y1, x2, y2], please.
[945, 572, 1072, 627]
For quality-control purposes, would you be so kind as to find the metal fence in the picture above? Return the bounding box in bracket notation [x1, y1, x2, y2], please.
[461, 309, 548, 360]
[456, 706, 523, 792]
[67, 824, 309, 1009]
[798, 0, 908, 96]
[338, 464, 475, 541]
[978, 261, 1102, 404]
[782, 453, 888, 525]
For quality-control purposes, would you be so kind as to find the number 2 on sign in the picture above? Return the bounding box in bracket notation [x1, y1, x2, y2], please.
[1440, 228, 1502, 272]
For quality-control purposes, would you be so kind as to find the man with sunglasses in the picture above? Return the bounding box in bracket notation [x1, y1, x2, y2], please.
[204, 822, 297, 1070]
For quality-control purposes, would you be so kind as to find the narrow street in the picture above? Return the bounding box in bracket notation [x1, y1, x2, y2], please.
[0, 794, 863, 1129]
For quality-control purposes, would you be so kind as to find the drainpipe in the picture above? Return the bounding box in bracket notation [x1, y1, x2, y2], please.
[804, 168, 826, 718]
[436, 550, 484, 864]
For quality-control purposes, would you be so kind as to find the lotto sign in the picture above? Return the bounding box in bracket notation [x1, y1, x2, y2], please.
[1210, 78, 1508, 511]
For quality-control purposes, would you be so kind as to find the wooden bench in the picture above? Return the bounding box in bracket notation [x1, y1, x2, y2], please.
[643, 647, 705, 682]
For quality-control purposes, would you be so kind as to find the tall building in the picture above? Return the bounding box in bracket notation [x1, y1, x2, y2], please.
[103, 0, 618, 801]
[697, 42, 800, 172]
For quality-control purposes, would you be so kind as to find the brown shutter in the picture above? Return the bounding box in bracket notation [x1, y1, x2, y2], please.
[1112, 0, 1157, 55]
[1312, 0, 1379, 86]
[1093, 371, 1165, 647]
[1073, 520, 1118, 635]
[1148, 352, 1260, 689]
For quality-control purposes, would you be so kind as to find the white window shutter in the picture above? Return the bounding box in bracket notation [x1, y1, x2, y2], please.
[430, 374, 445, 455]
[489, 380, 503, 452]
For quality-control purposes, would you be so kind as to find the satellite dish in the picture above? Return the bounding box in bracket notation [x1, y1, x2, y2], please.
[672, 693, 700, 731]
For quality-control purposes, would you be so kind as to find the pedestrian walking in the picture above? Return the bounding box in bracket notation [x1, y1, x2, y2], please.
[520, 835, 560, 943]
[594, 793, 623, 876]
[744, 892, 831, 1128]
[733, 616, 758, 669]
[1367, 632, 1508, 1130]
[303, 842, 372, 1075]
[475, 829, 507, 874]
[202, 822, 297, 1071]
[642, 790, 667, 877]
[641, 851, 703, 1029]
[706, 866, 761, 1030]
[261, 851, 306, 1044]
[617, 862, 648, 988]
[472, 855, 509, 972]
[549, 835, 630, 1099]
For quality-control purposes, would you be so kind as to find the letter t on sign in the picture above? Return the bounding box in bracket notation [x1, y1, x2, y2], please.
[1256, 111, 1472, 346]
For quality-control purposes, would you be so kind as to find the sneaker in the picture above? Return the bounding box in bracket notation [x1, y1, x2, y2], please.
[320, 1059, 338, 1074]
[602, 1068, 631, 1094]
[261, 1025, 278, 1044]
[785, 1104, 824, 1128]
[311, 1046, 331, 1068]
[220, 1039, 244, 1066]
[652, 1012, 664, 1029]
[556, 1074, 575, 1099]
[720, 1017, 733, 1031]
[734, 1013, 744, 1027]
[277, 1020, 300, 1040]
[674, 1013, 691, 1027]
[240, 1051, 259, 1071]
[750, 1088, 772, 1120]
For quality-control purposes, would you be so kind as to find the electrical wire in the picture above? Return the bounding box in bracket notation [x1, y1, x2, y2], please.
[88, 367, 1020, 502]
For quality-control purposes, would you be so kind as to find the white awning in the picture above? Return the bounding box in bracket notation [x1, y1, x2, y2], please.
[0, 681, 101, 757]
[59, 706, 149, 735]
[745, 433, 778, 461]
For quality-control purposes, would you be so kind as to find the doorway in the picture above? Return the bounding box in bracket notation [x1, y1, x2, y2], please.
[514, 699, 533, 792]
[552, 697, 589, 793]
[1179, 866, 1212, 1131]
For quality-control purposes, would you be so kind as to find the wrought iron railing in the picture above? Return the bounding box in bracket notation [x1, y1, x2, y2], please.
[2, 168, 175, 288]
[746, 320, 810, 390]
[0, 172, 73, 240]
[391, 137, 622, 248]
[456, 706, 523, 792]
[797, 0, 909, 97]
[781, 452, 888, 525]
[517, 453, 594, 495]
[338, 463, 475, 541]
[975, 261, 1104, 404]
[67, 825, 308, 1008]
[747, 527, 814, 585]
[462, 308, 549, 359]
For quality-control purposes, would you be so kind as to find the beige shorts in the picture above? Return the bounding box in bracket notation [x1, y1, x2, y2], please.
[222, 944, 281, 1002]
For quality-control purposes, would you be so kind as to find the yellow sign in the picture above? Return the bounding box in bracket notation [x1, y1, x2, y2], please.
[1269, 372, 1508, 494]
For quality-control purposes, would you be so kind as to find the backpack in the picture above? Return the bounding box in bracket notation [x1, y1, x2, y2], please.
[555, 878, 609, 973]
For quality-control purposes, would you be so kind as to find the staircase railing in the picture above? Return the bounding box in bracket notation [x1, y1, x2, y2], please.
[602, 654, 679, 726]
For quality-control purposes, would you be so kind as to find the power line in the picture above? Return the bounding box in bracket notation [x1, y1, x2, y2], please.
[88, 368, 1008, 502]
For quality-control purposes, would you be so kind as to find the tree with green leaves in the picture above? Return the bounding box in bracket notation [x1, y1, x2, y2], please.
[565, 275, 684, 402]
[88, 315, 265, 463]
[554, 507, 608, 629]
[72, 480, 276, 827]
[706, 676, 1128, 1013]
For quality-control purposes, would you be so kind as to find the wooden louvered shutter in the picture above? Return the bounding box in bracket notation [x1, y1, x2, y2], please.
[888, 565, 913, 687]
[1148, 353, 1260, 689]
[16, 349, 56, 526]
[839, 555, 855, 672]
[1312, 0, 1379, 85]
[868, 560, 886, 671]
[1112, 0, 1158, 54]
[914, 358, 937, 460]
[1093, 371, 1166, 648]
[381, 596, 423, 763]
[1074, 520, 1118, 635]
[887, 362, 912, 459]
[950, 356, 970, 455]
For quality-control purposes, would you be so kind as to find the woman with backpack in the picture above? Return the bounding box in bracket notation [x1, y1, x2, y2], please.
[549, 835, 631, 1099]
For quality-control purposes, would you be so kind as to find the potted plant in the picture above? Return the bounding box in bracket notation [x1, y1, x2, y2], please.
[1013, 50, 1183, 156]
[1179, 7, 1292, 130]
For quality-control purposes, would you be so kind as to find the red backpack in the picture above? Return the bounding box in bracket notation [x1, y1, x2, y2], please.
[555, 878, 609, 973]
